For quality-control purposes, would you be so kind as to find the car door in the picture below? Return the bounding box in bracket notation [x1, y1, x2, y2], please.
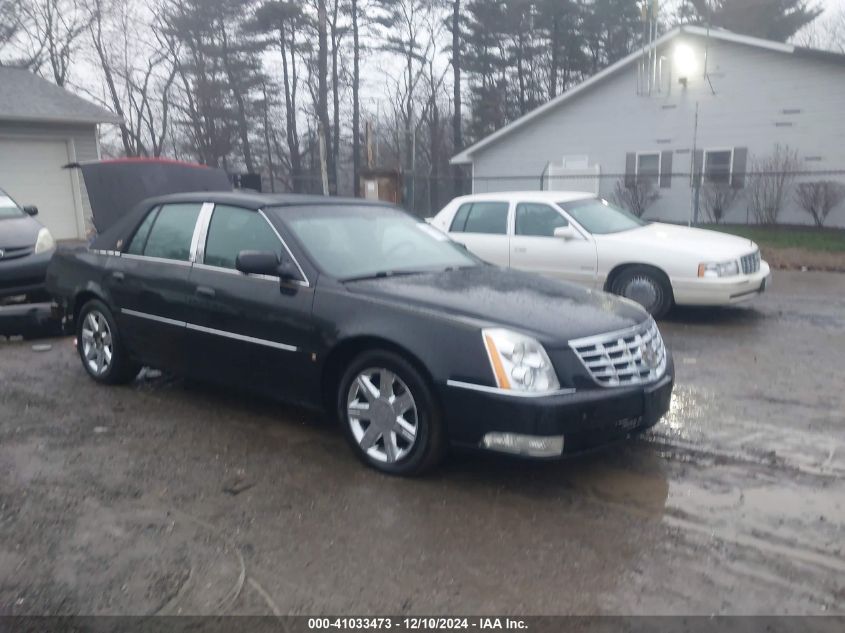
[105, 202, 204, 372]
[509, 202, 598, 287]
[446, 200, 510, 266]
[184, 204, 319, 404]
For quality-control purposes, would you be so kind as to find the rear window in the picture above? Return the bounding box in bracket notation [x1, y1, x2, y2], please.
[450, 202, 509, 235]
[126, 207, 160, 255]
[140, 203, 202, 261]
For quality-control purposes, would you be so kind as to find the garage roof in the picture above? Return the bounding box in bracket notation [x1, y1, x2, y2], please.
[0, 67, 121, 125]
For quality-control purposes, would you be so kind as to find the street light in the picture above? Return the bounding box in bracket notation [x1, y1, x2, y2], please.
[674, 43, 697, 87]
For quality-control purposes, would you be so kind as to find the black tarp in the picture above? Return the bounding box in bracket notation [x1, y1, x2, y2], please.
[66, 159, 231, 234]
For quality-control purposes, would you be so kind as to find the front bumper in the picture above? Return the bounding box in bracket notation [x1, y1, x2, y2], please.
[0, 249, 53, 301]
[671, 261, 771, 306]
[441, 356, 674, 458]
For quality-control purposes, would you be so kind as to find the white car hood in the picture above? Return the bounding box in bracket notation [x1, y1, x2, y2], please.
[602, 222, 757, 259]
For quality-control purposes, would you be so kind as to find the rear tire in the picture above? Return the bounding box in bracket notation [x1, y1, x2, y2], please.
[609, 266, 673, 319]
[76, 299, 140, 385]
[338, 350, 446, 476]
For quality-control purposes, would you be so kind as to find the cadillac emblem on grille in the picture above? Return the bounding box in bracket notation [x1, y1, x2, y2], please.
[640, 342, 658, 369]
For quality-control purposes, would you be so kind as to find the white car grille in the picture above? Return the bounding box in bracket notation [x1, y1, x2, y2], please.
[569, 319, 667, 387]
[740, 250, 761, 275]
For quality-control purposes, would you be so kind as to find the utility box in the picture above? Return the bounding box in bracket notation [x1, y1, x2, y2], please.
[360, 169, 402, 205]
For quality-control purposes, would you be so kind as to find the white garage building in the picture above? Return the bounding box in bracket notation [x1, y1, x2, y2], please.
[0, 68, 119, 240]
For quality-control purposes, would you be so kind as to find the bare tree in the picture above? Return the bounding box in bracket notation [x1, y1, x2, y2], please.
[795, 181, 845, 227]
[747, 144, 799, 225]
[351, 0, 362, 195]
[701, 182, 738, 224]
[613, 179, 659, 218]
[1, 0, 36, 66]
[19, 0, 89, 86]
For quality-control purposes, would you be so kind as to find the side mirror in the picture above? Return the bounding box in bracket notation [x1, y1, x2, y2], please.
[277, 259, 301, 283]
[23, 205, 38, 216]
[236, 250, 281, 276]
[553, 225, 577, 240]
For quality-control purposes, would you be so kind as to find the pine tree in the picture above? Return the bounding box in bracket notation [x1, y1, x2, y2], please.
[687, 0, 822, 42]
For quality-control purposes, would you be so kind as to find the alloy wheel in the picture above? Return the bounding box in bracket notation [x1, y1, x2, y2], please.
[80, 310, 114, 376]
[346, 367, 418, 464]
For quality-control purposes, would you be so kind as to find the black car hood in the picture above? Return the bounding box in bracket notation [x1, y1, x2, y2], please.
[345, 266, 648, 345]
[0, 215, 40, 249]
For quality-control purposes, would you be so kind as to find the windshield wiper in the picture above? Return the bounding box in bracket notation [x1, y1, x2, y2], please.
[341, 269, 431, 283]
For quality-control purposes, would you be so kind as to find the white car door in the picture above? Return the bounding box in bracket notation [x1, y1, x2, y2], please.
[446, 200, 511, 267]
[509, 201, 598, 287]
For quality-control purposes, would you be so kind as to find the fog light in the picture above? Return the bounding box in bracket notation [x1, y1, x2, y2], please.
[481, 432, 564, 457]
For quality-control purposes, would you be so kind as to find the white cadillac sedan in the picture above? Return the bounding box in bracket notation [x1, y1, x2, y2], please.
[430, 191, 771, 317]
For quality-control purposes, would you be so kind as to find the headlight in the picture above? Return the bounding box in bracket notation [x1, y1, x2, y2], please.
[34, 227, 56, 254]
[698, 259, 738, 278]
[482, 328, 560, 392]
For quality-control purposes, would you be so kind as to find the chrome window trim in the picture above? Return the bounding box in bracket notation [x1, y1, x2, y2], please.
[121, 308, 187, 327]
[185, 322, 297, 352]
[120, 308, 298, 352]
[121, 253, 193, 267]
[189, 202, 215, 264]
[257, 208, 310, 287]
[446, 379, 575, 398]
[191, 262, 279, 282]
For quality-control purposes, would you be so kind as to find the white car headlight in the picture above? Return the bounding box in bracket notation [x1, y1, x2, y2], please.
[698, 259, 738, 278]
[482, 328, 560, 392]
[34, 227, 56, 254]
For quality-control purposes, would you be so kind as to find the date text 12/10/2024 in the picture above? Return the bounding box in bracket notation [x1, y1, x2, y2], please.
[307, 618, 528, 630]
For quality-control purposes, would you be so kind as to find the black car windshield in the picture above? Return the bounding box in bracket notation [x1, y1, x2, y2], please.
[558, 197, 647, 234]
[272, 205, 480, 280]
[0, 190, 23, 219]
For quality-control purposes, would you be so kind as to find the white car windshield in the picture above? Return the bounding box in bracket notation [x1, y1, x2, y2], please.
[558, 198, 647, 235]
[0, 191, 23, 219]
[275, 205, 480, 281]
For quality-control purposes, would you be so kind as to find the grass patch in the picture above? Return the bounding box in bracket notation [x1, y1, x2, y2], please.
[700, 224, 845, 253]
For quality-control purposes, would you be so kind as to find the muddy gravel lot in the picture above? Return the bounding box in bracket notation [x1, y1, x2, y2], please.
[1, 270, 843, 616]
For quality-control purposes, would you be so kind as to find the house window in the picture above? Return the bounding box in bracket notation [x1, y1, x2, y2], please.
[704, 150, 732, 185]
[636, 153, 660, 187]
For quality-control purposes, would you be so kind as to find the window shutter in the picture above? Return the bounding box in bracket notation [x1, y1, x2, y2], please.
[692, 149, 704, 184]
[659, 150, 673, 188]
[624, 153, 636, 187]
[732, 147, 748, 188]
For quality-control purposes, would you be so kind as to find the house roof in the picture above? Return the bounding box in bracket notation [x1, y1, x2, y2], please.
[0, 67, 121, 125]
[451, 25, 845, 165]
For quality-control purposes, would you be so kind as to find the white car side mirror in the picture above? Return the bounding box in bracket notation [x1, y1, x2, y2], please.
[553, 225, 578, 240]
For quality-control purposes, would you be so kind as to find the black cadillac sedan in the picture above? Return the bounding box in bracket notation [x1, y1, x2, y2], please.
[47, 192, 673, 475]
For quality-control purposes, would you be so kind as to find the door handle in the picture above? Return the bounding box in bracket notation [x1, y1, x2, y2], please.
[513, 247, 527, 253]
[111, 271, 125, 282]
[195, 285, 216, 298]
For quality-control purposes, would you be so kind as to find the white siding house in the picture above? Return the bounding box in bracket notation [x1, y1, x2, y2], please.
[451, 26, 845, 227]
[0, 68, 120, 240]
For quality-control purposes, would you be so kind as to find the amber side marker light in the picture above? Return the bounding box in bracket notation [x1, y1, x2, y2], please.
[484, 333, 511, 390]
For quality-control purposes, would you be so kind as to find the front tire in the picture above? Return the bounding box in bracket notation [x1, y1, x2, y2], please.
[76, 299, 140, 384]
[610, 266, 673, 318]
[338, 350, 446, 476]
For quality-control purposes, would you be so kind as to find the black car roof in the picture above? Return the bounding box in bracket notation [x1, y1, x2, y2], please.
[139, 191, 395, 210]
[90, 191, 397, 252]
